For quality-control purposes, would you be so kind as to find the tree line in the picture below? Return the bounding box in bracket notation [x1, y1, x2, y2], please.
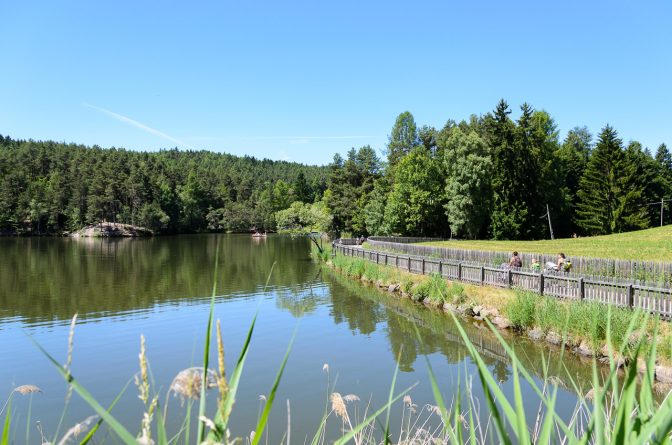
[322, 100, 672, 239]
[0, 135, 326, 234]
[4, 99, 671, 240]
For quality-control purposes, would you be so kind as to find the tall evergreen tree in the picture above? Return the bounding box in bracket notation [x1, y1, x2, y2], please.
[488, 100, 528, 239]
[292, 172, 312, 203]
[387, 111, 419, 167]
[576, 125, 626, 234]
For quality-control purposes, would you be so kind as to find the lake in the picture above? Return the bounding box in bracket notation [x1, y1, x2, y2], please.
[0, 234, 593, 443]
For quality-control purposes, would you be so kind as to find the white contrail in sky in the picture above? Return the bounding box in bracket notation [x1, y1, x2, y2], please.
[83, 103, 195, 149]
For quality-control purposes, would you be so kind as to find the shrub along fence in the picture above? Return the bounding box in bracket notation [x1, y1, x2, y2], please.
[366, 236, 672, 286]
[333, 243, 672, 319]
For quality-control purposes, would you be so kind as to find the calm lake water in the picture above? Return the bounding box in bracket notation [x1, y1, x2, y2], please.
[0, 234, 594, 443]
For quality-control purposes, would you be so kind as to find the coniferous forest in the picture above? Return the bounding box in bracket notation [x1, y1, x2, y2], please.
[0, 135, 327, 234]
[2, 99, 671, 238]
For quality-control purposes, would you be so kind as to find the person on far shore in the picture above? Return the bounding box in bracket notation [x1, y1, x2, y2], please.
[509, 251, 522, 269]
[546, 253, 566, 272]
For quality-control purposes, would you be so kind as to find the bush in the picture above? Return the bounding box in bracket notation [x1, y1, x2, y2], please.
[446, 282, 466, 305]
[566, 301, 607, 348]
[506, 291, 537, 330]
[427, 273, 450, 303]
[534, 296, 567, 333]
[402, 277, 415, 295]
[412, 280, 431, 302]
[345, 259, 366, 279]
[362, 261, 380, 282]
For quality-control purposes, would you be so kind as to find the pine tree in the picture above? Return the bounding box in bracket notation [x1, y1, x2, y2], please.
[576, 125, 625, 234]
[292, 172, 312, 203]
[489, 100, 528, 239]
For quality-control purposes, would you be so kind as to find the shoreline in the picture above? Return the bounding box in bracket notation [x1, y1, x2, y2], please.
[319, 245, 672, 386]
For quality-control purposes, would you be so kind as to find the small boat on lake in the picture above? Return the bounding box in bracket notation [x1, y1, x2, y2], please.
[251, 231, 267, 238]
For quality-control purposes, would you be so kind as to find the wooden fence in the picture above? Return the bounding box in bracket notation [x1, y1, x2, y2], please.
[366, 236, 672, 286]
[333, 243, 672, 319]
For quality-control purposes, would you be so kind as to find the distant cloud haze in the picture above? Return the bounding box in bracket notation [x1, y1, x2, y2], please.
[83, 103, 195, 150]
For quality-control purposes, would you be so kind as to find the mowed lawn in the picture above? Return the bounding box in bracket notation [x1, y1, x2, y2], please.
[420, 225, 672, 262]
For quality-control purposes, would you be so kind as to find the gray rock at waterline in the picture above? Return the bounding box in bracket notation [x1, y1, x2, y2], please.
[388, 284, 400, 293]
[598, 345, 627, 368]
[457, 304, 474, 317]
[575, 341, 595, 357]
[546, 331, 563, 346]
[492, 316, 511, 330]
[472, 305, 483, 316]
[655, 365, 672, 383]
[528, 327, 544, 341]
[443, 303, 458, 313]
[599, 355, 627, 368]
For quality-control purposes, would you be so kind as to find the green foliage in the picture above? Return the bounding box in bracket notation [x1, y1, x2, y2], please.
[576, 126, 659, 235]
[505, 291, 537, 330]
[387, 111, 419, 167]
[324, 147, 381, 236]
[446, 282, 465, 304]
[383, 147, 445, 236]
[534, 296, 568, 333]
[441, 127, 492, 239]
[0, 136, 327, 234]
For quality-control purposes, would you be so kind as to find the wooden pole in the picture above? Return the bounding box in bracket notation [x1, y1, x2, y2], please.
[547, 204, 555, 240]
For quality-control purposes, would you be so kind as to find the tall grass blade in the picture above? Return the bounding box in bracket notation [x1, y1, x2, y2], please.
[1, 401, 9, 445]
[382, 349, 401, 445]
[411, 325, 459, 443]
[511, 359, 530, 444]
[78, 378, 131, 445]
[28, 337, 137, 445]
[250, 329, 296, 445]
[208, 313, 258, 439]
[197, 241, 221, 443]
[156, 402, 169, 445]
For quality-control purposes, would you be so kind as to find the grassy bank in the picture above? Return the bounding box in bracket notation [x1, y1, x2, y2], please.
[321, 245, 672, 367]
[418, 225, 672, 262]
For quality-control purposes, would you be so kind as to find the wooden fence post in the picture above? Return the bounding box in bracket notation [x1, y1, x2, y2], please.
[384, 254, 388, 265]
[408, 257, 411, 272]
[438, 260, 443, 276]
[376, 252, 379, 264]
[507, 269, 512, 288]
[480, 266, 485, 285]
[458, 263, 462, 281]
[627, 284, 634, 308]
[578, 277, 585, 300]
[421, 258, 425, 275]
[395, 255, 398, 268]
[539, 272, 544, 296]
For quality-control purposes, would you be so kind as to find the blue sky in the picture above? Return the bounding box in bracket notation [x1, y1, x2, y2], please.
[1, 1, 670, 165]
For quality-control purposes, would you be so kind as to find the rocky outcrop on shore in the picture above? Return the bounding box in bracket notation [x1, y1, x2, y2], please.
[71, 222, 153, 237]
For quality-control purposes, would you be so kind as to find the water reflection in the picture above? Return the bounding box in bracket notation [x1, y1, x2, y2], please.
[321, 270, 596, 389]
[0, 235, 314, 326]
[0, 234, 607, 442]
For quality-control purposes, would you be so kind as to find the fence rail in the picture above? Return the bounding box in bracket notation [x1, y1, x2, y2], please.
[333, 243, 672, 319]
[365, 236, 672, 286]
